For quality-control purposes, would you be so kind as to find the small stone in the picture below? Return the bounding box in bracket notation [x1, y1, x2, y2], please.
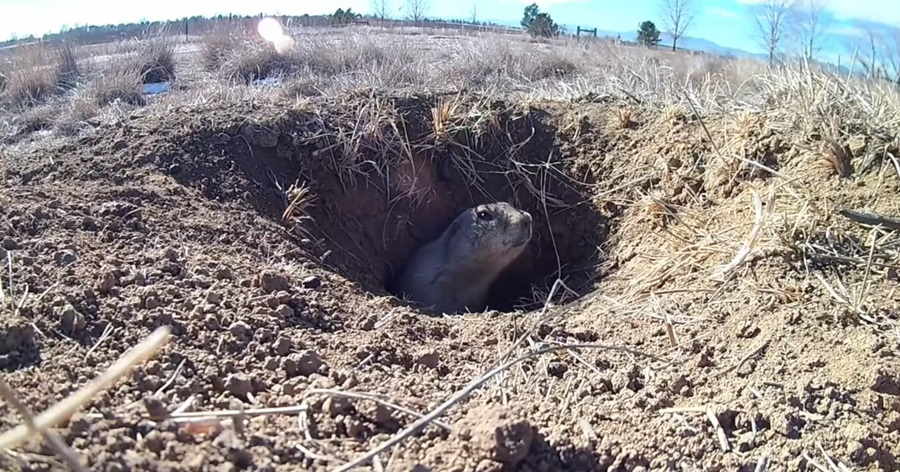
[60, 304, 85, 334]
[454, 404, 534, 467]
[144, 296, 162, 309]
[162, 247, 179, 261]
[205, 291, 222, 305]
[324, 396, 353, 416]
[54, 250, 77, 267]
[258, 271, 290, 293]
[283, 350, 323, 377]
[230, 321, 252, 340]
[1, 238, 18, 250]
[415, 349, 439, 369]
[82, 216, 98, 231]
[264, 357, 279, 371]
[143, 396, 168, 420]
[214, 267, 233, 280]
[736, 432, 756, 452]
[225, 374, 253, 397]
[847, 136, 867, 157]
[273, 304, 294, 318]
[273, 337, 292, 356]
[96, 270, 119, 294]
[301, 276, 321, 289]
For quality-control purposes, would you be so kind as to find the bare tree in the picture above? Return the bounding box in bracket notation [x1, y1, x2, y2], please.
[371, 0, 390, 21]
[751, 0, 794, 66]
[470, 3, 477, 24]
[789, 0, 828, 61]
[405, 0, 429, 24]
[659, 0, 695, 51]
[852, 24, 900, 83]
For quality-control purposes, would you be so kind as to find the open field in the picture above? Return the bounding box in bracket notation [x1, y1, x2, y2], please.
[1, 20, 900, 471]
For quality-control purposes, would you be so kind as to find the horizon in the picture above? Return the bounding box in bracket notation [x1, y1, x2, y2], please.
[2, 0, 897, 63]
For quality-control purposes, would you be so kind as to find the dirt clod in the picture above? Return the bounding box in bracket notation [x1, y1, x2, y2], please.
[454, 404, 535, 467]
[226, 373, 253, 397]
[60, 304, 85, 334]
[258, 271, 290, 293]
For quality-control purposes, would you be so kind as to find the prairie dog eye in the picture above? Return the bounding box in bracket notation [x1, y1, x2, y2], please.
[476, 210, 493, 221]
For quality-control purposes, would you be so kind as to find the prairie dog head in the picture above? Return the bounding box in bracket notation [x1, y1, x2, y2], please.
[443, 202, 533, 270]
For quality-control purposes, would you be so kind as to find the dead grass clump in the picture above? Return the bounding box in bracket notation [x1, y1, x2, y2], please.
[55, 90, 100, 136]
[55, 42, 80, 90]
[137, 37, 176, 83]
[524, 51, 577, 81]
[220, 41, 289, 83]
[88, 65, 145, 106]
[822, 138, 853, 178]
[16, 104, 57, 134]
[201, 30, 243, 71]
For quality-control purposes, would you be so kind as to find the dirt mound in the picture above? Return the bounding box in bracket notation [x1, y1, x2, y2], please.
[1, 90, 898, 471]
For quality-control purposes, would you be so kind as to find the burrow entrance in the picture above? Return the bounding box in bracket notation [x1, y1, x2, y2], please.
[168, 93, 608, 312]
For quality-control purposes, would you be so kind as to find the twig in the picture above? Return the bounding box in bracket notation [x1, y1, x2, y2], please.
[333, 343, 668, 472]
[713, 191, 768, 281]
[718, 339, 771, 376]
[754, 456, 769, 472]
[0, 379, 87, 472]
[838, 209, 900, 230]
[169, 405, 309, 421]
[303, 389, 451, 431]
[705, 408, 730, 452]
[0, 327, 171, 450]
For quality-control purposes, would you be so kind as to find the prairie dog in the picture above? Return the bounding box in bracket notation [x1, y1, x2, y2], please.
[396, 202, 533, 314]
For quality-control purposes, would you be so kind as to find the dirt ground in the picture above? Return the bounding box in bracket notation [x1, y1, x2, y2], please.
[1, 89, 899, 472]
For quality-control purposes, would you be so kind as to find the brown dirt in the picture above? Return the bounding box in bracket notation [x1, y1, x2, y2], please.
[1, 90, 898, 471]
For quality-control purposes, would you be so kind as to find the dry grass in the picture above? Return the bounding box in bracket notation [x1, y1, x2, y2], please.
[87, 64, 145, 107]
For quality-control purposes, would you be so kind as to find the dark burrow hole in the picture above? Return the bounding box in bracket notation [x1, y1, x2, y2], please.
[165, 96, 608, 313]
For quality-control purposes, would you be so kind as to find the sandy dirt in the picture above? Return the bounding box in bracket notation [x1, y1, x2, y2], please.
[1, 90, 898, 471]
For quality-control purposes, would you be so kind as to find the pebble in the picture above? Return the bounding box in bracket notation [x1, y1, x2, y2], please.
[60, 304, 85, 334]
[258, 271, 290, 293]
[1, 237, 17, 250]
[230, 321, 252, 340]
[226, 374, 253, 397]
[301, 275, 321, 289]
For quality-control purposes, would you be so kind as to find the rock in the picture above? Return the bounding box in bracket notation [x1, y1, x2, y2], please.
[283, 350, 323, 377]
[871, 368, 900, 395]
[324, 396, 353, 416]
[54, 250, 77, 267]
[226, 374, 253, 397]
[847, 136, 867, 157]
[414, 349, 439, 370]
[96, 270, 119, 294]
[454, 404, 534, 467]
[0, 317, 35, 354]
[301, 275, 321, 289]
[273, 304, 294, 318]
[162, 247, 179, 262]
[205, 291, 222, 305]
[60, 304, 85, 334]
[240, 123, 279, 148]
[229, 321, 252, 340]
[258, 271, 290, 293]
[1, 237, 18, 250]
[273, 337, 292, 356]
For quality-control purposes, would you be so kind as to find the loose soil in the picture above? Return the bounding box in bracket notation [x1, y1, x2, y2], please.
[1, 90, 898, 471]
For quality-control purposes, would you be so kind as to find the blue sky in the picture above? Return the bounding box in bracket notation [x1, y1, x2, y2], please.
[2, 0, 897, 61]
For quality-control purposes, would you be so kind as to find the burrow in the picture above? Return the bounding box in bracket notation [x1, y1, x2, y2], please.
[162, 93, 608, 312]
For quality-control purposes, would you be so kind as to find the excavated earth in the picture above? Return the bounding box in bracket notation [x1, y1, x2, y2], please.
[1, 90, 899, 471]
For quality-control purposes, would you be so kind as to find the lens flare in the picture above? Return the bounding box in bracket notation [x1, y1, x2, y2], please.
[257, 17, 295, 54]
[257, 17, 284, 42]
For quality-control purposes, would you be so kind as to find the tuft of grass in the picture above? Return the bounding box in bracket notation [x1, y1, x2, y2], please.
[55, 42, 80, 90]
[201, 30, 243, 72]
[137, 36, 176, 83]
[88, 65, 145, 107]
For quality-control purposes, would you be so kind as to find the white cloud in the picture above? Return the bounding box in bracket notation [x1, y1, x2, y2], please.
[519, 0, 589, 5]
[824, 0, 900, 28]
[708, 7, 739, 18]
[827, 24, 867, 37]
